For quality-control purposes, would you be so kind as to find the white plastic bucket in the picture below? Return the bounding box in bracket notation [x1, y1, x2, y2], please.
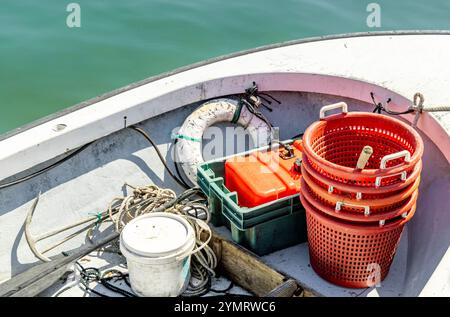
[120, 212, 196, 297]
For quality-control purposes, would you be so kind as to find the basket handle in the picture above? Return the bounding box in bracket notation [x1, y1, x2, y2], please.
[379, 150, 411, 169]
[375, 151, 410, 187]
[375, 171, 407, 187]
[319, 102, 348, 119]
[335, 201, 370, 216]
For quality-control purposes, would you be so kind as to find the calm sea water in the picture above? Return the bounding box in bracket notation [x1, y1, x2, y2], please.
[1, 0, 450, 135]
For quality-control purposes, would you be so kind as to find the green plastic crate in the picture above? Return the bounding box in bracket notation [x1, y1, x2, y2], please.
[197, 143, 308, 255]
[197, 160, 231, 226]
[222, 193, 302, 228]
[225, 209, 307, 256]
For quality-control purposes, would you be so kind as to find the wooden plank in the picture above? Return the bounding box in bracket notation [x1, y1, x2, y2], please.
[0, 232, 119, 297]
[11, 265, 70, 297]
[220, 238, 285, 296]
[209, 230, 317, 297]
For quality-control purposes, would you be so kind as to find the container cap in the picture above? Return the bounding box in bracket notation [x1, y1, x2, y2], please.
[121, 213, 194, 258]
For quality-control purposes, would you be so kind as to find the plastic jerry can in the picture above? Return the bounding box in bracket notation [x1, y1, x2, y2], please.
[225, 140, 303, 207]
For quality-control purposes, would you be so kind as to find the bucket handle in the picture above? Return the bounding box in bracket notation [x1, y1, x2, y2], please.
[375, 150, 411, 187]
[335, 201, 370, 216]
[319, 102, 348, 119]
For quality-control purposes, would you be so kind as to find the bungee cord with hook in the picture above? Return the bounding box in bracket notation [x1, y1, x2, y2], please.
[238, 81, 280, 132]
[370, 92, 414, 115]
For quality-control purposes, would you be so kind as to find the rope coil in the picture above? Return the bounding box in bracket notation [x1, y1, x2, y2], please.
[106, 184, 218, 296]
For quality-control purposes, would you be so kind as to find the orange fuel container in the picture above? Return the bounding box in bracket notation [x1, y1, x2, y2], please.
[225, 140, 303, 207]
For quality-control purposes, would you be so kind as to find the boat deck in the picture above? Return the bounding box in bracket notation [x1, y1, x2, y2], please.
[1, 33, 450, 297]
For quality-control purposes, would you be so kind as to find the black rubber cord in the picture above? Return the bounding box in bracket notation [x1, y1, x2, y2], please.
[0, 142, 93, 190]
[128, 125, 191, 190]
[370, 92, 414, 115]
[173, 138, 194, 188]
[75, 262, 136, 297]
[0, 125, 192, 191]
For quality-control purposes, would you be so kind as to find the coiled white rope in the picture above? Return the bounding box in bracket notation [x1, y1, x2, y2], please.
[107, 184, 218, 296]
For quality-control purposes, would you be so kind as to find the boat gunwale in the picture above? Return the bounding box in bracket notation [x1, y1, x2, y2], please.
[2, 29, 450, 142]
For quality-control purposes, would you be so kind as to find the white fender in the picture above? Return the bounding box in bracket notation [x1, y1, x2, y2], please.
[174, 98, 272, 185]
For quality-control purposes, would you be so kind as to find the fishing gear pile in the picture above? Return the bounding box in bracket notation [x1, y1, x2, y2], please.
[105, 184, 217, 296]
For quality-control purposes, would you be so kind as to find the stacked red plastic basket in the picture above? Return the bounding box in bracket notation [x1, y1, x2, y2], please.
[301, 102, 423, 288]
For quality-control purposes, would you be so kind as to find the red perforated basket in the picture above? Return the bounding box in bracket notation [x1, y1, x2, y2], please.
[301, 193, 415, 288]
[301, 177, 418, 222]
[302, 104, 424, 188]
[301, 164, 420, 215]
[302, 153, 423, 197]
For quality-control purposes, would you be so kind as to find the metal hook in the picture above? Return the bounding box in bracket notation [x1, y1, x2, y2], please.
[25, 194, 103, 262]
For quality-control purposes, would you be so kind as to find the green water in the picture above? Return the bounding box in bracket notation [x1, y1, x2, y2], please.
[1, 0, 450, 135]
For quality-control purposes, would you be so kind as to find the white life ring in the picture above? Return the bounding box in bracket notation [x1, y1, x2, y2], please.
[174, 98, 273, 185]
